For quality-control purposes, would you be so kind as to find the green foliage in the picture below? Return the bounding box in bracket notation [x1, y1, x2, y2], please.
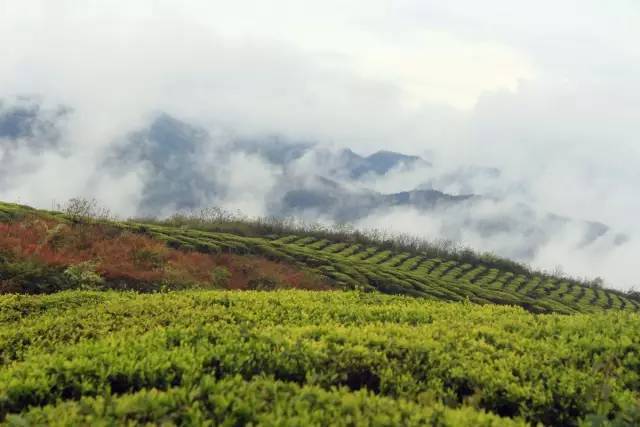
[63, 262, 105, 290]
[0, 260, 68, 294]
[132, 247, 167, 269]
[1, 200, 639, 313]
[135, 222, 638, 314]
[247, 276, 281, 290]
[0, 202, 40, 222]
[54, 197, 113, 223]
[131, 204, 594, 287]
[0, 291, 639, 425]
[4, 376, 526, 427]
[210, 266, 231, 288]
[2, 202, 639, 425]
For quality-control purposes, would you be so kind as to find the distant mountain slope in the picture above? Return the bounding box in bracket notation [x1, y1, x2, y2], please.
[0, 98, 70, 181]
[107, 113, 219, 214]
[278, 183, 474, 222]
[0, 97, 68, 143]
[233, 136, 312, 165]
[1, 107, 628, 281]
[341, 149, 429, 178]
[233, 137, 428, 178]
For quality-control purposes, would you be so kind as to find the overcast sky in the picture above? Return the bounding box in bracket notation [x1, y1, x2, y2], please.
[1, 1, 639, 288]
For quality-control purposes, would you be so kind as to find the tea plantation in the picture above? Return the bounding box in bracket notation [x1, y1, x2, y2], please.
[0, 201, 639, 426]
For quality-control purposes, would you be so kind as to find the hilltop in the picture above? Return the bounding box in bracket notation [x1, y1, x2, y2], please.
[0, 200, 636, 314]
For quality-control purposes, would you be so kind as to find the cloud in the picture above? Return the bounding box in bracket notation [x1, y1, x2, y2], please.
[0, 1, 638, 288]
[354, 200, 636, 287]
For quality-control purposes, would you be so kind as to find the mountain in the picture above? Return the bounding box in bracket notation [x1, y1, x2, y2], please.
[0, 97, 69, 153]
[320, 148, 429, 179]
[233, 136, 312, 165]
[233, 138, 428, 179]
[277, 182, 474, 222]
[104, 114, 446, 217]
[107, 113, 218, 214]
[0, 106, 627, 276]
[350, 150, 429, 178]
[97, 114, 626, 266]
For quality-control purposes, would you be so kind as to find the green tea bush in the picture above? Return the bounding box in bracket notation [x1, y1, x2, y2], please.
[5, 376, 526, 427]
[247, 276, 280, 290]
[63, 261, 105, 290]
[2, 200, 638, 314]
[0, 260, 68, 294]
[0, 290, 638, 425]
[210, 266, 231, 288]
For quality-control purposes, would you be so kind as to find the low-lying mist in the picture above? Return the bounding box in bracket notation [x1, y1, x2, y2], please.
[1, 98, 637, 290]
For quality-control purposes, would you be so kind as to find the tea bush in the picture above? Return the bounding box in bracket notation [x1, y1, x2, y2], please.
[0, 291, 639, 425]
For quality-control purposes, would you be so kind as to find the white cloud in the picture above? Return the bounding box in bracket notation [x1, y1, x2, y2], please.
[0, 0, 638, 288]
[216, 152, 282, 217]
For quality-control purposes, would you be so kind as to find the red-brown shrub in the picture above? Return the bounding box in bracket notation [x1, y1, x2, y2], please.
[1, 218, 332, 292]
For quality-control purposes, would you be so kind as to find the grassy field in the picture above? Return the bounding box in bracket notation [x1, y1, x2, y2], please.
[1, 200, 639, 426]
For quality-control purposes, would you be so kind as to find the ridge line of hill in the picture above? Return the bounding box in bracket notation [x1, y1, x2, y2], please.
[1, 200, 637, 314]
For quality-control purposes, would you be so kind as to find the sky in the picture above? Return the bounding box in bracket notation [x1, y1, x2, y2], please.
[1, 1, 639, 288]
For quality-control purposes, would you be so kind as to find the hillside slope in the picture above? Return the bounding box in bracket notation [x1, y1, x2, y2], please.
[0, 201, 636, 314]
[140, 224, 635, 314]
[1, 201, 640, 426]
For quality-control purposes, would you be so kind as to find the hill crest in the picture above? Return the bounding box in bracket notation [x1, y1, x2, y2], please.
[1, 200, 637, 314]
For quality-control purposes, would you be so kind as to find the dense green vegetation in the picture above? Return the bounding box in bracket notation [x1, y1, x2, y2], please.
[1, 291, 639, 426]
[1, 200, 639, 425]
[1, 200, 637, 314]
[0, 204, 331, 295]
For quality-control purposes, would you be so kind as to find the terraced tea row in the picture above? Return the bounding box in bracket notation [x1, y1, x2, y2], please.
[130, 224, 637, 314]
[1, 201, 635, 314]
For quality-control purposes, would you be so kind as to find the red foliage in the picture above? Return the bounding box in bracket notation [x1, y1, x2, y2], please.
[0, 220, 72, 263]
[212, 253, 332, 290]
[1, 218, 331, 291]
[90, 234, 167, 283]
[167, 251, 218, 284]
